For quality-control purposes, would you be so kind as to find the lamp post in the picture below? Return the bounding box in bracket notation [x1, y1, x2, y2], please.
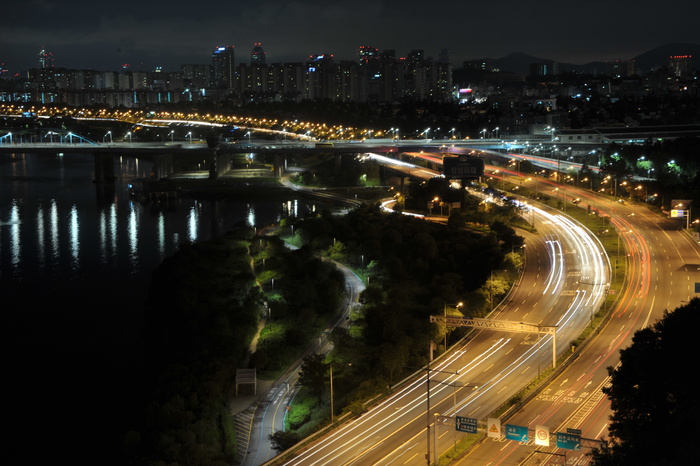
[187, 132, 192, 143]
[425, 344, 458, 466]
[329, 361, 352, 424]
[434, 413, 440, 465]
[432, 379, 472, 456]
[330, 363, 334, 423]
[443, 302, 463, 350]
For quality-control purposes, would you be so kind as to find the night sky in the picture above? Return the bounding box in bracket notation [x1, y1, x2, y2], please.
[2, 0, 699, 74]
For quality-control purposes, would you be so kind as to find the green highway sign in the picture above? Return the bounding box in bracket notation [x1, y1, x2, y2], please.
[456, 416, 478, 433]
[505, 424, 529, 442]
[443, 156, 484, 180]
[556, 432, 581, 451]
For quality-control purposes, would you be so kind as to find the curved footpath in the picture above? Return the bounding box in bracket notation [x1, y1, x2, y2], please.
[230, 222, 366, 465]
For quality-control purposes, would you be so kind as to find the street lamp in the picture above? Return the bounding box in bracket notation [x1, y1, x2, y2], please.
[443, 302, 463, 350]
[424, 357, 460, 465]
[330, 363, 335, 423]
[187, 132, 192, 143]
[432, 379, 476, 456]
[126, 131, 132, 143]
[169, 130, 174, 142]
[329, 362, 351, 424]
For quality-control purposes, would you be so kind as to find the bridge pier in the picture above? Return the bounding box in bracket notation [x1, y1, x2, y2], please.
[216, 153, 231, 177]
[273, 154, 284, 179]
[152, 154, 174, 179]
[93, 153, 116, 183]
[334, 154, 342, 175]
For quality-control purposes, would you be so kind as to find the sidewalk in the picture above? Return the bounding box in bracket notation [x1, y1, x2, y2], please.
[229, 378, 275, 415]
[230, 316, 271, 415]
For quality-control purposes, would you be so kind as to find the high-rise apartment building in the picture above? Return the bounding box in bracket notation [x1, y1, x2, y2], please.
[604, 60, 634, 77]
[7, 44, 459, 106]
[251, 43, 266, 65]
[181, 64, 212, 89]
[530, 61, 560, 77]
[669, 55, 692, 76]
[463, 58, 493, 72]
[211, 46, 235, 89]
[38, 48, 54, 69]
[358, 46, 380, 101]
[305, 54, 336, 100]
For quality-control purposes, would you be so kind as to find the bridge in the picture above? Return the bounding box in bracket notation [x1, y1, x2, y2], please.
[0, 126, 617, 184]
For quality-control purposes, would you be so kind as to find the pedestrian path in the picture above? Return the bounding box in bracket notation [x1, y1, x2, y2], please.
[230, 316, 273, 464]
[233, 404, 257, 462]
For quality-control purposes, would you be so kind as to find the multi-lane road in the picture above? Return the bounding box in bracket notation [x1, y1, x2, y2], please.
[244, 147, 698, 465]
[458, 183, 700, 465]
[255, 157, 619, 465]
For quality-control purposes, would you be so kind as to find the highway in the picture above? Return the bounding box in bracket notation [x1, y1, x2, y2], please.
[261, 159, 609, 465]
[4, 120, 695, 463]
[457, 182, 700, 465]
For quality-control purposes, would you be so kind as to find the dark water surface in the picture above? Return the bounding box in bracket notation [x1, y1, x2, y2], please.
[1, 152, 320, 463]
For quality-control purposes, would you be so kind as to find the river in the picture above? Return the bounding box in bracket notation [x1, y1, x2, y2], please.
[1, 151, 325, 463]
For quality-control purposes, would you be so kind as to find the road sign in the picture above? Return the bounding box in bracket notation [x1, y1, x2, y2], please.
[487, 418, 501, 438]
[443, 155, 484, 180]
[671, 209, 687, 218]
[535, 425, 550, 446]
[505, 424, 529, 442]
[456, 416, 478, 433]
[556, 432, 581, 451]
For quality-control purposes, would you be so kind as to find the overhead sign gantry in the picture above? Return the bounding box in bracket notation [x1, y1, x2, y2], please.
[430, 316, 558, 368]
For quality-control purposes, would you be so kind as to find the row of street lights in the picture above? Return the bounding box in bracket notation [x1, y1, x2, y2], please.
[99, 130, 194, 144]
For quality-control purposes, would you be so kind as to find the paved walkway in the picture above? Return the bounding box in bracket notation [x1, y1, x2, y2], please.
[230, 317, 275, 464]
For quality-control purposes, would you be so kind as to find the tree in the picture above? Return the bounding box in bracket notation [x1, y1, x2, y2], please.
[590, 298, 700, 465]
[298, 353, 327, 398]
[269, 431, 300, 453]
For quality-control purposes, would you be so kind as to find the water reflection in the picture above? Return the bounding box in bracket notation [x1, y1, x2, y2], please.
[188, 204, 199, 243]
[1, 152, 327, 301]
[10, 200, 20, 268]
[70, 204, 79, 272]
[128, 201, 139, 271]
[50, 200, 59, 264]
[36, 204, 45, 267]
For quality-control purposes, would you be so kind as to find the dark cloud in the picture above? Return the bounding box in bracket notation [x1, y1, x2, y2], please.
[2, 0, 699, 74]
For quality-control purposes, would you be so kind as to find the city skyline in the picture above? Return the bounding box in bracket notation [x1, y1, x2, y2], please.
[2, 0, 699, 75]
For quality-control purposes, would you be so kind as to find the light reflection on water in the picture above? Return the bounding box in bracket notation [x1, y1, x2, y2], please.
[0, 152, 324, 304]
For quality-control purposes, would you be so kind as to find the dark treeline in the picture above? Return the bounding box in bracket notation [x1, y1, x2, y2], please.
[598, 137, 700, 210]
[590, 298, 700, 465]
[122, 226, 346, 465]
[285, 203, 522, 419]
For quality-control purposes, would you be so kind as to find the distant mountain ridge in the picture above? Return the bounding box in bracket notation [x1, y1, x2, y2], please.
[489, 43, 700, 75]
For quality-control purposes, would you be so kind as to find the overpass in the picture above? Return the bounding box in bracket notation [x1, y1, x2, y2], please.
[0, 132, 608, 183]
